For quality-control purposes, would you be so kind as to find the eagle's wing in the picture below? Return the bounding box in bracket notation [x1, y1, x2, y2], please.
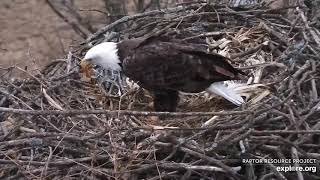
[122, 41, 242, 92]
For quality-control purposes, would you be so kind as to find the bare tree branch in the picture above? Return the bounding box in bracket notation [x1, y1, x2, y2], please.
[46, 0, 94, 39]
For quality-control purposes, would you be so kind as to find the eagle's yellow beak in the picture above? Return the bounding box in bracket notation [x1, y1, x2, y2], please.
[80, 59, 93, 80]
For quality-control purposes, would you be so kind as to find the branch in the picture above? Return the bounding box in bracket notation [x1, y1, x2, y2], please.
[83, 4, 198, 44]
[0, 107, 250, 117]
[46, 0, 93, 38]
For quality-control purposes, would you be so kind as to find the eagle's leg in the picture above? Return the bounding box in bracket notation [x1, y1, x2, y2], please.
[153, 89, 179, 120]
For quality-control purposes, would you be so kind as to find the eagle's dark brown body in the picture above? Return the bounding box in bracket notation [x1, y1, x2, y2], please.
[116, 37, 242, 112]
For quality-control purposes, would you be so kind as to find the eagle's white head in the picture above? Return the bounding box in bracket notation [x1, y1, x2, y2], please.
[81, 42, 121, 71]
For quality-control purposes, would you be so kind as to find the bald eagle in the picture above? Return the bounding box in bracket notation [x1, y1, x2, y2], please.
[81, 36, 244, 112]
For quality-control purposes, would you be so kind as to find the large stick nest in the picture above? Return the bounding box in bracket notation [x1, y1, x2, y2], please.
[1, 2, 320, 180]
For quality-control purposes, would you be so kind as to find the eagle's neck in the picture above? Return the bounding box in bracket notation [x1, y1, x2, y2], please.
[117, 38, 147, 62]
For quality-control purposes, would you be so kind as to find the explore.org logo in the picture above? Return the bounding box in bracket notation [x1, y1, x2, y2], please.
[242, 158, 317, 173]
[276, 165, 317, 173]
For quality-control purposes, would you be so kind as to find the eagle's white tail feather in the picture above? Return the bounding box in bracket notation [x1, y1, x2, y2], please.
[206, 82, 244, 106]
